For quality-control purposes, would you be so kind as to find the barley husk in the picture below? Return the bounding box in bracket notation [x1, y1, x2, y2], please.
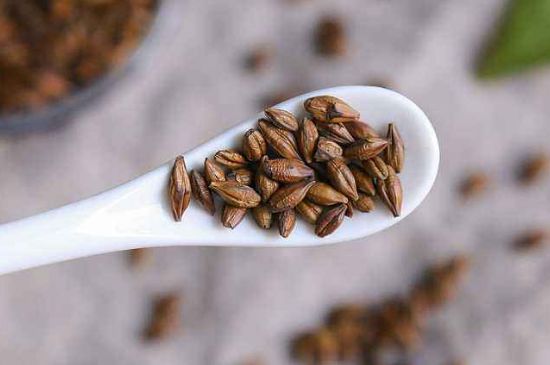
[144, 293, 181, 340]
[210, 181, 261, 208]
[304, 95, 341, 121]
[268, 180, 316, 213]
[316, 121, 355, 145]
[214, 149, 248, 169]
[408, 287, 431, 323]
[345, 120, 379, 139]
[128, 248, 152, 269]
[307, 182, 348, 205]
[315, 204, 347, 237]
[363, 156, 390, 180]
[304, 95, 359, 123]
[296, 200, 323, 224]
[515, 229, 547, 251]
[252, 205, 273, 229]
[244, 45, 272, 72]
[262, 157, 314, 183]
[242, 129, 267, 162]
[386, 123, 405, 173]
[314, 137, 343, 162]
[327, 158, 359, 201]
[291, 328, 339, 364]
[353, 193, 375, 212]
[414, 256, 470, 309]
[265, 107, 299, 132]
[345, 201, 354, 218]
[221, 204, 248, 229]
[278, 209, 297, 238]
[190, 170, 216, 215]
[204, 158, 226, 184]
[169, 156, 192, 221]
[255, 156, 279, 199]
[344, 137, 389, 160]
[519, 153, 548, 184]
[326, 304, 366, 327]
[326, 305, 366, 359]
[227, 168, 254, 186]
[376, 166, 402, 217]
[349, 164, 376, 196]
[258, 119, 302, 160]
[374, 298, 422, 350]
[315, 16, 347, 58]
[297, 117, 319, 163]
[460, 172, 488, 199]
[256, 158, 280, 202]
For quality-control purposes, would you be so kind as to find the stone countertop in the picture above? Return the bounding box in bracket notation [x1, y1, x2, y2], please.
[1, 0, 550, 364]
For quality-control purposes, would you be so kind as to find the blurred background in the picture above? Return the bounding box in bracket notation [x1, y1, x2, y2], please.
[1, 0, 550, 364]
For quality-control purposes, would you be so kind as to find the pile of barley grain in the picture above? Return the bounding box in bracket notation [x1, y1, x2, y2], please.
[169, 95, 404, 238]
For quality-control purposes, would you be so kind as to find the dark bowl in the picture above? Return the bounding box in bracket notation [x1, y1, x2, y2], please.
[0, 0, 170, 134]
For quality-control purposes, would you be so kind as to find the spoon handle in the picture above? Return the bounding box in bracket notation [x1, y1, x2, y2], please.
[0, 196, 115, 274]
[0, 165, 170, 275]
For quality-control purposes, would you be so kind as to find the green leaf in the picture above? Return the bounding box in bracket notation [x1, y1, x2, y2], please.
[477, 0, 550, 78]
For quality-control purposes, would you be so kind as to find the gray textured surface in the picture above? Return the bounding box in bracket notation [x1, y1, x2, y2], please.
[1, 0, 550, 364]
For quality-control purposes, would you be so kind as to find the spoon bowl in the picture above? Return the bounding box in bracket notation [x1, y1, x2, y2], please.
[0, 86, 439, 274]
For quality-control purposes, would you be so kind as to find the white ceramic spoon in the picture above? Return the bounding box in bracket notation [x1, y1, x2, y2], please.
[0, 86, 439, 275]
